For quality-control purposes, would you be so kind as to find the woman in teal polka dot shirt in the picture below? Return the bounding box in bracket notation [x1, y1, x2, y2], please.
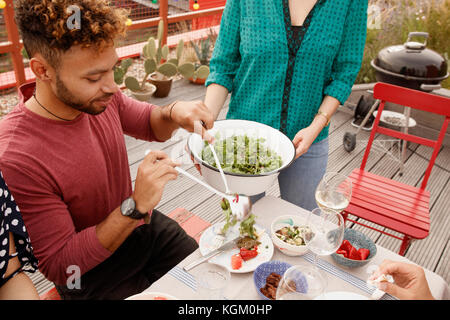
[204, 0, 368, 210]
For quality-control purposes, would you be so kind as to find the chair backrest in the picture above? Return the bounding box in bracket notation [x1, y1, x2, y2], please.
[361, 82, 450, 189]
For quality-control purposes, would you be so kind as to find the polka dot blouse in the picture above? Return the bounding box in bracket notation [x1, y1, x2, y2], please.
[206, 0, 368, 141]
[0, 170, 38, 288]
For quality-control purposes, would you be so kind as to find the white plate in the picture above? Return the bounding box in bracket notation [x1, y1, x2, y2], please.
[314, 291, 369, 300]
[373, 110, 417, 128]
[125, 291, 178, 300]
[199, 222, 274, 273]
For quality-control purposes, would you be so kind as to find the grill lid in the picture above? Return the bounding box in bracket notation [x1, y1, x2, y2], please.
[373, 32, 449, 81]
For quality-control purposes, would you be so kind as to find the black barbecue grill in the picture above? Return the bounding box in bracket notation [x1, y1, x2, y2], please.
[343, 32, 449, 153]
[371, 32, 448, 92]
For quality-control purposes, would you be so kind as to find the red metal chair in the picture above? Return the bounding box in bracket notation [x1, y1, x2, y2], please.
[342, 82, 450, 256]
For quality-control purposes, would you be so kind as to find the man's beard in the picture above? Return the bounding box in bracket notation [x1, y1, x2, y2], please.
[55, 74, 112, 116]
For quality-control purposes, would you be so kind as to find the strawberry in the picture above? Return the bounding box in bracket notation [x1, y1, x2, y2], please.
[348, 246, 361, 260]
[336, 249, 348, 258]
[239, 247, 258, 261]
[231, 254, 243, 270]
[358, 248, 370, 260]
[340, 240, 353, 253]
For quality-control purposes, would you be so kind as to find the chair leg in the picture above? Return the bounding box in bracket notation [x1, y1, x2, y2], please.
[342, 211, 348, 225]
[399, 235, 412, 256]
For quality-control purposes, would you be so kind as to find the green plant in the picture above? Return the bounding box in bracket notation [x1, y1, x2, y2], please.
[124, 20, 182, 93]
[190, 38, 211, 66]
[113, 58, 133, 85]
[177, 37, 212, 81]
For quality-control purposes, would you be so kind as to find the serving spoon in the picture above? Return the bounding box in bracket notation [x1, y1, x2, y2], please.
[144, 149, 252, 221]
[175, 166, 252, 221]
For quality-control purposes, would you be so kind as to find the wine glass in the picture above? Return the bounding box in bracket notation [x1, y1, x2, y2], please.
[315, 172, 352, 214]
[190, 262, 230, 300]
[275, 263, 327, 300]
[304, 207, 345, 270]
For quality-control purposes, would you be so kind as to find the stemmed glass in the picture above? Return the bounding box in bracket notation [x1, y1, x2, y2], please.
[302, 172, 351, 285]
[304, 207, 346, 270]
[190, 262, 230, 300]
[315, 171, 352, 214]
[275, 263, 327, 300]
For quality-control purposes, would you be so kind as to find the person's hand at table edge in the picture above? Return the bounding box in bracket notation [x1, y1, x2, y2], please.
[369, 260, 435, 300]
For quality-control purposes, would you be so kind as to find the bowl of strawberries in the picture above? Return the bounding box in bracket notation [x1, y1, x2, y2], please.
[331, 228, 377, 269]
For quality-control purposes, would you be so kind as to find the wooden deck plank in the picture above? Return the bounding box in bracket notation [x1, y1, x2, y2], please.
[125, 84, 209, 155]
[29, 270, 54, 297]
[434, 239, 450, 284]
[414, 145, 450, 171]
[406, 178, 450, 280]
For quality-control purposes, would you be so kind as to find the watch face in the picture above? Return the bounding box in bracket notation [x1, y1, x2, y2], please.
[121, 198, 135, 216]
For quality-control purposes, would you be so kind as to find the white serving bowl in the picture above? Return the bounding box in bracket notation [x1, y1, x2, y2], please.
[270, 215, 310, 256]
[187, 119, 296, 196]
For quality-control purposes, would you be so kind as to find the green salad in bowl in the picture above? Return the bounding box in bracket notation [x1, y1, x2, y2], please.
[201, 135, 283, 175]
[187, 119, 296, 196]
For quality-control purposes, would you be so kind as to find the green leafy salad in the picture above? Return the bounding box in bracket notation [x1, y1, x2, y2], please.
[201, 135, 283, 175]
[220, 197, 257, 239]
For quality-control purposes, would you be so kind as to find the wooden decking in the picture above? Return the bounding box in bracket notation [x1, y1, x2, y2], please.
[30, 79, 449, 295]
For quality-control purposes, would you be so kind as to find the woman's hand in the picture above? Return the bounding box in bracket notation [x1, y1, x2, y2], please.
[292, 125, 322, 159]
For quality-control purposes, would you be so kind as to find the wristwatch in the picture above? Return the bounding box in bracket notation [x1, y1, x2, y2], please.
[120, 197, 148, 220]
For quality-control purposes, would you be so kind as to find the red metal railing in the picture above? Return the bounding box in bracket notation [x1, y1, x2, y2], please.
[0, 0, 225, 90]
[0, 0, 26, 88]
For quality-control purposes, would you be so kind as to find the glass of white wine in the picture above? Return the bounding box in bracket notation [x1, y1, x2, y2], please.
[303, 208, 345, 275]
[315, 172, 352, 213]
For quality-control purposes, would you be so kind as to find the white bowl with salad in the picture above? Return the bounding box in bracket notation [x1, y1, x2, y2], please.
[270, 215, 311, 256]
[187, 119, 296, 196]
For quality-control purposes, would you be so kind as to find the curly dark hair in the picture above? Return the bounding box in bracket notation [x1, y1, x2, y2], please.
[14, 0, 129, 67]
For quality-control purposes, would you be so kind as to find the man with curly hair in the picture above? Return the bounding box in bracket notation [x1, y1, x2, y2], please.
[0, 0, 214, 299]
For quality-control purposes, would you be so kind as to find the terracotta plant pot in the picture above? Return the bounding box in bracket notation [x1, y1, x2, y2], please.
[149, 73, 173, 98]
[131, 83, 156, 102]
[188, 77, 206, 85]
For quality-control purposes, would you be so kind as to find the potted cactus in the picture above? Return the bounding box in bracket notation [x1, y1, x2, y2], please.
[114, 58, 133, 86]
[142, 20, 181, 98]
[178, 38, 211, 84]
[114, 57, 158, 102]
[121, 20, 182, 100]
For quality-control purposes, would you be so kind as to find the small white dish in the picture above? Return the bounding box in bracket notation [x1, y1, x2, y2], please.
[270, 214, 310, 256]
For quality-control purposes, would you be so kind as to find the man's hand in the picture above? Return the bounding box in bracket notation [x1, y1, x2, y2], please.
[169, 100, 215, 143]
[133, 150, 179, 213]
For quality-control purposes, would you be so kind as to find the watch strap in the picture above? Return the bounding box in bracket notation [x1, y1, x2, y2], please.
[129, 208, 148, 220]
